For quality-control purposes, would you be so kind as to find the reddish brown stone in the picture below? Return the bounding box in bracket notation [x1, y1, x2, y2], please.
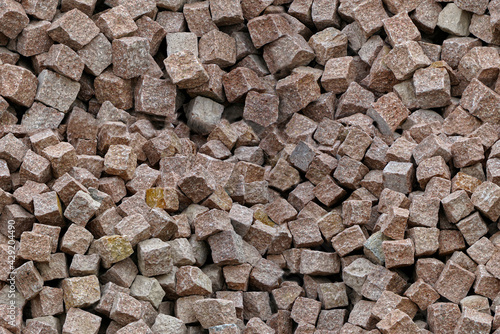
[47, 9, 100, 50]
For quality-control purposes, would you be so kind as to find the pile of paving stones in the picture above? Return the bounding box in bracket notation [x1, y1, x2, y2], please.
[1, 0, 500, 333]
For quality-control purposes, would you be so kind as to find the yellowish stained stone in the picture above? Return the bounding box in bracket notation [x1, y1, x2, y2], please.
[146, 188, 167, 208]
[56, 193, 63, 217]
[430, 61, 447, 69]
[452, 172, 482, 195]
[254, 208, 275, 227]
[100, 235, 134, 265]
[146, 187, 179, 212]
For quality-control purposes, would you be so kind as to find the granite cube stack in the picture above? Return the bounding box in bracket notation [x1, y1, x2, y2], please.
[1, 0, 500, 333]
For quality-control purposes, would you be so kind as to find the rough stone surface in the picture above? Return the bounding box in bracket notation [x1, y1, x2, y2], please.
[0, 0, 499, 332]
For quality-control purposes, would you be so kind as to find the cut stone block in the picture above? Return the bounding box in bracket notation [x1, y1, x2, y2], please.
[47, 9, 100, 50]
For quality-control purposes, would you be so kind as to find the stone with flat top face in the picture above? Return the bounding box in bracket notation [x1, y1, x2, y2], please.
[332, 225, 366, 257]
[42, 142, 77, 178]
[467, 237, 495, 265]
[321, 56, 355, 94]
[22, 0, 57, 21]
[291, 297, 321, 325]
[437, 3, 471, 37]
[471, 181, 500, 221]
[383, 11, 420, 47]
[458, 47, 500, 86]
[276, 72, 320, 122]
[247, 14, 292, 49]
[414, 66, 451, 109]
[0, 64, 37, 107]
[30, 287, 64, 318]
[96, 5, 137, 40]
[32, 190, 64, 226]
[62, 307, 101, 334]
[89, 235, 134, 268]
[175, 266, 212, 296]
[182, 1, 217, 37]
[383, 161, 414, 195]
[61, 275, 100, 309]
[208, 230, 246, 266]
[368, 93, 410, 135]
[94, 70, 134, 110]
[308, 27, 347, 66]
[164, 51, 209, 89]
[14, 261, 44, 300]
[0, 0, 29, 38]
[44, 44, 84, 81]
[263, 34, 315, 74]
[18, 232, 51, 262]
[36, 70, 80, 112]
[317, 282, 348, 309]
[193, 298, 237, 328]
[47, 9, 99, 50]
[441, 190, 474, 223]
[69, 254, 100, 276]
[243, 91, 279, 128]
[352, 0, 388, 36]
[112, 37, 150, 80]
[64, 190, 100, 226]
[166, 32, 198, 57]
[376, 309, 421, 334]
[454, 307, 492, 334]
[342, 200, 371, 226]
[61, 0, 97, 15]
[404, 279, 439, 311]
[382, 239, 415, 269]
[61, 224, 93, 255]
[199, 30, 236, 68]
[361, 266, 407, 301]
[434, 260, 475, 303]
[76, 33, 113, 77]
[461, 79, 500, 125]
[408, 227, 439, 257]
[135, 76, 176, 118]
[109, 292, 142, 325]
[210, 0, 243, 26]
[116, 320, 152, 334]
[104, 145, 137, 181]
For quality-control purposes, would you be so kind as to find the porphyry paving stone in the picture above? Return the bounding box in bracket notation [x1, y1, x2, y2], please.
[1, 0, 500, 333]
